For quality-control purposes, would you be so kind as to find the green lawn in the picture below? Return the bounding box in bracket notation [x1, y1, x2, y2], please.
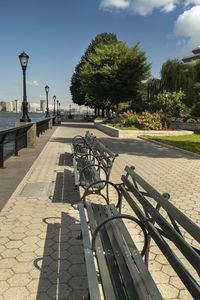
[144, 133, 200, 155]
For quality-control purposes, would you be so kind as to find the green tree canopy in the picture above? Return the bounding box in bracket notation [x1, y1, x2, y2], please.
[160, 58, 197, 107]
[150, 90, 186, 116]
[70, 33, 118, 109]
[70, 33, 151, 114]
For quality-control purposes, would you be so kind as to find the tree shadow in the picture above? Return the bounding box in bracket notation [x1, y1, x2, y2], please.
[35, 213, 88, 300]
[60, 123, 94, 129]
[99, 137, 197, 160]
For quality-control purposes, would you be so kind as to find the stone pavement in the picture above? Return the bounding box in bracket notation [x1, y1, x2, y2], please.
[0, 121, 199, 299]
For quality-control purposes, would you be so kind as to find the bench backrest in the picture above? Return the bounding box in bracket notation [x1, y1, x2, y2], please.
[120, 166, 200, 299]
[84, 132, 97, 149]
[93, 139, 118, 177]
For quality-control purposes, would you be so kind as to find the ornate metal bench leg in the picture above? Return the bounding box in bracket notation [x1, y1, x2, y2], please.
[82, 291, 90, 300]
[76, 231, 83, 240]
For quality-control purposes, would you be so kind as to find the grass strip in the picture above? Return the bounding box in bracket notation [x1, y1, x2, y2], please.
[143, 134, 200, 155]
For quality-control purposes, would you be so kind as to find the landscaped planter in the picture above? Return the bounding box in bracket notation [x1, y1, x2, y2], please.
[94, 121, 194, 138]
[170, 122, 200, 130]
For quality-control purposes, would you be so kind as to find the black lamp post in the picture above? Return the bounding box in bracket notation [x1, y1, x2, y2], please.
[56, 100, 59, 116]
[59, 102, 61, 116]
[19, 52, 31, 122]
[45, 85, 50, 117]
[68, 104, 72, 119]
[53, 95, 56, 116]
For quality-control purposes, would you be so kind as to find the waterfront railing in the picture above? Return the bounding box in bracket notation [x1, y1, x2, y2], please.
[0, 116, 57, 168]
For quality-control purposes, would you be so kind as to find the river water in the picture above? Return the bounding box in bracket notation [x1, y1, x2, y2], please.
[0, 112, 88, 132]
[0, 112, 46, 132]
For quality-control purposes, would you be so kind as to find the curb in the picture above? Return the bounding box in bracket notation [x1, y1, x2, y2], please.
[138, 136, 200, 159]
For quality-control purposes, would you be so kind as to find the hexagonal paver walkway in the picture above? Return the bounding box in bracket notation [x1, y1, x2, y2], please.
[0, 121, 199, 300]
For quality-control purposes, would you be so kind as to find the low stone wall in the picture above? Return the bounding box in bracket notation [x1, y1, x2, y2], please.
[94, 121, 193, 138]
[170, 122, 200, 130]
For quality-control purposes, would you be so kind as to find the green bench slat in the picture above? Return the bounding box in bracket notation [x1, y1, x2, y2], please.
[78, 203, 101, 300]
[85, 202, 116, 300]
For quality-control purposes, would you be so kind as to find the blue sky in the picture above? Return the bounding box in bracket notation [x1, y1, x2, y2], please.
[0, 0, 200, 109]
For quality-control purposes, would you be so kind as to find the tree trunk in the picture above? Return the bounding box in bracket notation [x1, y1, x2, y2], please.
[106, 108, 110, 118]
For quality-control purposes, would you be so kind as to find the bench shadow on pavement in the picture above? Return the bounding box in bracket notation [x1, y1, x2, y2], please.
[35, 213, 88, 300]
[51, 169, 80, 205]
[51, 152, 79, 205]
[58, 152, 73, 167]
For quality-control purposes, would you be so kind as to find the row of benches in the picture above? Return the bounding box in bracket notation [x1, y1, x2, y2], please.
[70, 131, 200, 300]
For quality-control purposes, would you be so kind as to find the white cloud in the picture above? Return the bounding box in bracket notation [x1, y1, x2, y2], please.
[99, 0, 179, 15]
[176, 39, 186, 46]
[131, 0, 178, 15]
[100, 0, 130, 9]
[174, 6, 200, 56]
[184, 0, 200, 6]
[27, 80, 39, 87]
[174, 5, 200, 36]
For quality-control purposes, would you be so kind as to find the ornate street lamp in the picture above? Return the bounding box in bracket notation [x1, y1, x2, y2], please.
[56, 100, 59, 116]
[45, 85, 50, 117]
[53, 95, 56, 116]
[18, 52, 31, 122]
[59, 102, 61, 116]
[68, 104, 72, 119]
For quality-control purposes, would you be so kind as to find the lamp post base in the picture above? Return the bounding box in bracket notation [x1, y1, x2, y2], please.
[20, 116, 31, 122]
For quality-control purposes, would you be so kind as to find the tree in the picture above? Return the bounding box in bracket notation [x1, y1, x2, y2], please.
[160, 59, 196, 107]
[150, 90, 186, 116]
[70, 33, 151, 116]
[77, 40, 150, 113]
[70, 33, 118, 113]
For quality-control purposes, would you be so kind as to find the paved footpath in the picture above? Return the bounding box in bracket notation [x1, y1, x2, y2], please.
[0, 121, 199, 299]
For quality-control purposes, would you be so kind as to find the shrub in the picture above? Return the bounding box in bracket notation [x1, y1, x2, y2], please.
[137, 111, 163, 130]
[191, 102, 200, 117]
[119, 110, 138, 127]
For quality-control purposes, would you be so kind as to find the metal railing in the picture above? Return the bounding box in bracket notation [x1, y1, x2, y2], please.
[0, 117, 56, 168]
[36, 118, 50, 137]
[0, 124, 32, 168]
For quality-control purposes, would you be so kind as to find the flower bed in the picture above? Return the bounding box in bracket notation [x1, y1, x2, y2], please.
[94, 121, 193, 138]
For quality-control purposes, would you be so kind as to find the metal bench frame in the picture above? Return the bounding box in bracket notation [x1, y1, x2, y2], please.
[79, 185, 162, 299]
[119, 165, 200, 299]
[71, 131, 97, 159]
[71, 133, 118, 199]
[78, 166, 200, 300]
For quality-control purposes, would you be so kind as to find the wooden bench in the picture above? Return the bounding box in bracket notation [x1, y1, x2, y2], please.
[72, 137, 118, 197]
[79, 166, 200, 299]
[71, 131, 96, 159]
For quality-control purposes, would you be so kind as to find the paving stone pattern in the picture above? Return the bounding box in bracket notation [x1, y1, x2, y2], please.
[0, 121, 199, 299]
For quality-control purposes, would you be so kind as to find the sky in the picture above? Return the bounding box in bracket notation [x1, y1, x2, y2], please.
[0, 0, 200, 109]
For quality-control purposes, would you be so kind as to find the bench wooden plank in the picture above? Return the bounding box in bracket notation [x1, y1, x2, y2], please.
[86, 202, 116, 300]
[85, 202, 163, 299]
[96, 205, 151, 300]
[72, 157, 80, 186]
[106, 205, 163, 300]
[93, 204, 135, 299]
[78, 203, 101, 300]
